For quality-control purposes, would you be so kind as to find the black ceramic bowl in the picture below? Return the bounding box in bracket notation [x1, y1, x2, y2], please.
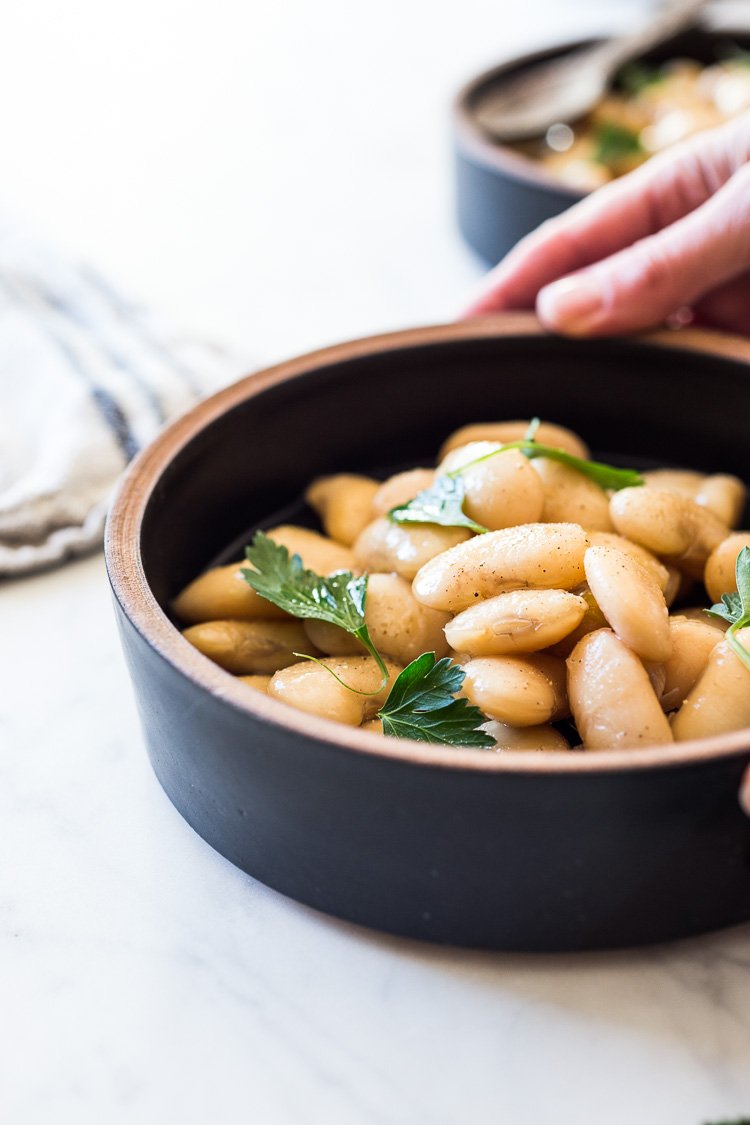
[106, 315, 750, 952]
[454, 23, 750, 264]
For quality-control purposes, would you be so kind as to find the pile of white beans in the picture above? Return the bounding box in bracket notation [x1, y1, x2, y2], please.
[173, 420, 750, 751]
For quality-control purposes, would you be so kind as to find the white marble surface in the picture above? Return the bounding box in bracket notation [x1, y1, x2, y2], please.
[2, 2, 750, 1123]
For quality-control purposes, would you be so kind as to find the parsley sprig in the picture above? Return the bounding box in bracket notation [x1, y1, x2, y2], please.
[388, 474, 488, 534]
[388, 417, 643, 531]
[378, 653, 494, 747]
[706, 546, 750, 673]
[242, 532, 388, 692]
[241, 534, 493, 747]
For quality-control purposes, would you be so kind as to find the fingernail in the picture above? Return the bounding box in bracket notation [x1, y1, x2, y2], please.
[537, 275, 603, 332]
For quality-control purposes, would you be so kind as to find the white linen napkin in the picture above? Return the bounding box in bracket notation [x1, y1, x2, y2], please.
[0, 223, 243, 577]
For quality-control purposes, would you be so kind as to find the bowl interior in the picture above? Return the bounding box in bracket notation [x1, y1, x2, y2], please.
[138, 328, 750, 616]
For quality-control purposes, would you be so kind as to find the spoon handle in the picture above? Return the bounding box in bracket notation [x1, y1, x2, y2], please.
[596, 0, 710, 72]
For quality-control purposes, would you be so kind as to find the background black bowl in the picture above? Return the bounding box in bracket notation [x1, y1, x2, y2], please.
[454, 23, 750, 264]
[106, 316, 750, 952]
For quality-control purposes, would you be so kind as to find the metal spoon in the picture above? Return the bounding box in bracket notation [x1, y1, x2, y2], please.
[475, 0, 710, 141]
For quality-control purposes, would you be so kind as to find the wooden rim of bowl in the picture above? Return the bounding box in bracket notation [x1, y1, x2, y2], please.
[106, 314, 750, 775]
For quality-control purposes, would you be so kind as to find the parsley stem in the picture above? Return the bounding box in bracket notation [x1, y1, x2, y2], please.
[727, 622, 750, 674]
[292, 627, 389, 697]
[446, 438, 643, 492]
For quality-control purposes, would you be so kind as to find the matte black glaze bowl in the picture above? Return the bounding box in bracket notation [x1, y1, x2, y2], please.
[106, 315, 750, 952]
[454, 23, 750, 264]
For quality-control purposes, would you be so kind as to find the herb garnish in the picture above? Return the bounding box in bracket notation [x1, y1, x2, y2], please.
[706, 546, 750, 673]
[592, 121, 643, 168]
[388, 417, 643, 531]
[388, 474, 489, 534]
[242, 532, 388, 691]
[617, 61, 663, 95]
[377, 652, 494, 747]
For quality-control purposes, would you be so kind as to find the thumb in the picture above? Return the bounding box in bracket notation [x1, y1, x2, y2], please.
[536, 163, 750, 336]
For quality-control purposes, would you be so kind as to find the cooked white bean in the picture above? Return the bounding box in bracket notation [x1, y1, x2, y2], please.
[483, 721, 570, 751]
[547, 584, 609, 657]
[531, 458, 612, 530]
[172, 560, 290, 624]
[238, 674, 272, 693]
[268, 656, 402, 726]
[659, 616, 722, 712]
[439, 420, 589, 461]
[587, 531, 670, 592]
[354, 518, 471, 580]
[371, 469, 436, 517]
[642, 468, 705, 496]
[696, 475, 746, 528]
[445, 588, 587, 656]
[679, 606, 729, 632]
[671, 627, 750, 740]
[183, 619, 312, 675]
[439, 444, 545, 530]
[584, 544, 671, 662]
[609, 488, 729, 578]
[412, 523, 590, 612]
[567, 629, 673, 749]
[462, 654, 567, 726]
[266, 524, 357, 574]
[306, 474, 380, 546]
[303, 572, 451, 664]
[704, 532, 750, 603]
[642, 469, 746, 527]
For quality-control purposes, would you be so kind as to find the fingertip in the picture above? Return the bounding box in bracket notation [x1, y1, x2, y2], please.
[536, 275, 605, 335]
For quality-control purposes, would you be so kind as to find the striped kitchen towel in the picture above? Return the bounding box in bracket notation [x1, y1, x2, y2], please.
[0, 223, 243, 577]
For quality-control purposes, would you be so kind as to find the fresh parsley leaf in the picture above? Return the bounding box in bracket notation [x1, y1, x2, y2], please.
[378, 652, 495, 748]
[388, 474, 488, 534]
[617, 61, 663, 95]
[242, 532, 388, 691]
[705, 546, 750, 673]
[592, 121, 643, 168]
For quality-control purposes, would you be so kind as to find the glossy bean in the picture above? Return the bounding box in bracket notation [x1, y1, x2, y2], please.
[412, 523, 589, 612]
[567, 629, 673, 750]
[704, 532, 750, 603]
[306, 474, 380, 546]
[268, 656, 402, 726]
[445, 588, 587, 656]
[483, 721, 570, 751]
[354, 517, 471, 581]
[439, 444, 545, 530]
[584, 544, 671, 662]
[238, 674, 272, 693]
[587, 531, 670, 592]
[265, 524, 357, 575]
[659, 616, 722, 712]
[183, 619, 312, 675]
[371, 469, 436, 517]
[462, 654, 568, 726]
[531, 458, 612, 530]
[172, 560, 290, 624]
[671, 627, 750, 740]
[609, 488, 728, 579]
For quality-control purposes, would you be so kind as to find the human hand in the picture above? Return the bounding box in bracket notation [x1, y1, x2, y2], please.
[464, 111, 750, 337]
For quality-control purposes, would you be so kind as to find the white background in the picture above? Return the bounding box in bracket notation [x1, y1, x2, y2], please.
[4, 2, 750, 1124]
